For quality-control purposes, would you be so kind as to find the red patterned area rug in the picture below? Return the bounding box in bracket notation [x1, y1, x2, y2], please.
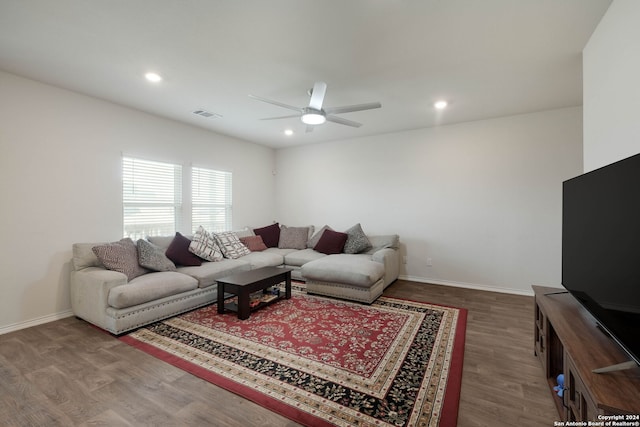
[120, 289, 467, 427]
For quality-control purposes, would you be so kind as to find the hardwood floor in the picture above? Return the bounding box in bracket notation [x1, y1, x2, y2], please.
[0, 280, 558, 426]
[384, 280, 558, 426]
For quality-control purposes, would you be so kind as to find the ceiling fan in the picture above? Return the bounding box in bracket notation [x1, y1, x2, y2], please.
[249, 82, 381, 131]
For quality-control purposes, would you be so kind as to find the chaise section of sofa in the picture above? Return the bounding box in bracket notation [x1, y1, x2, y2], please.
[300, 234, 400, 303]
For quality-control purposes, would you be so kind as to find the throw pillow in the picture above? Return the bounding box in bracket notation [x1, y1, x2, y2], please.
[253, 222, 280, 247]
[214, 231, 251, 259]
[314, 229, 349, 255]
[137, 239, 176, 272]
[343, 223, 373, 254]
[189, 226, 224, 262]
[307, 225, 333, 248]
[240, 235, 268, 252]
[165, 232, 203, 266]
[278, 225, 310, 250]
[92, 238, 149, 281]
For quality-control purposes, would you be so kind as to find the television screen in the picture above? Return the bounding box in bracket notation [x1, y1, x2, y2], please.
[562, 152, 640, 366]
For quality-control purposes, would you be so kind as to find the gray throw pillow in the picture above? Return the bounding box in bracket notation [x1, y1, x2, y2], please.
[278, 225, 310, 250]
[137, 239, 176, 272]
[92, 238, 149, 281]
[343, 223, 372, 254]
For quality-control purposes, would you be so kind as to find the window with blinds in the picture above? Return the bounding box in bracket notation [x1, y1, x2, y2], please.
[122, 157, 183, 240]
[192, 167, 232, 233]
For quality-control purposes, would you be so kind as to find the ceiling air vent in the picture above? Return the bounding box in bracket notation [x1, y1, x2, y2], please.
[192, 109, 222, 119]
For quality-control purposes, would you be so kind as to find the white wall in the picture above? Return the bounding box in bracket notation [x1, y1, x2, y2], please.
[0, 67, 586, 332]
[583, 0, 640, 171]
[275, 107, 582, 294]
[0, 70, 276, 332]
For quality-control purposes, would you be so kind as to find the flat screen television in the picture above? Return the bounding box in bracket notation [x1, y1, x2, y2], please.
[562, 152, 640, 368]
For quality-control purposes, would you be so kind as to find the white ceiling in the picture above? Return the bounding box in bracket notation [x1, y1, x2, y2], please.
[0, 0, 611, 149]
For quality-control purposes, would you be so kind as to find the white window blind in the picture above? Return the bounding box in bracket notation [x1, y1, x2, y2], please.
[123, 156, 182, 240]
[192, 167, 232, 233]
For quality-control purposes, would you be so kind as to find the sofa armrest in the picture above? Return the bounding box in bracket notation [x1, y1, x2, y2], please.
[70, 267, 127, 328]
[372, 248, 400, 287]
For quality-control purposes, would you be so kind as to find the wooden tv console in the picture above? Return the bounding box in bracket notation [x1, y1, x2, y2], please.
[533, 286, 640, 421]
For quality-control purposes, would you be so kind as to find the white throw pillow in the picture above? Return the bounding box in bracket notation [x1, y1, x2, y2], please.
[189, 226, 224, 262]
[214, 231, 251, 259]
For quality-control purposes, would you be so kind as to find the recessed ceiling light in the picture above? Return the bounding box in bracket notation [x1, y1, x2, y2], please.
[145, 72, 162, 83]
[434, 100, 448, 110]
[284, 129, 294, 136]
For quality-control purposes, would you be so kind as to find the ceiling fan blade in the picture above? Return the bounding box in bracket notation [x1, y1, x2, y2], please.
[308, 81, 327, 110]
[248, 94, 302, 112]
[260, 114, 300, 121]
[324, 102, 382, 115]
[325, 115, 362, 128]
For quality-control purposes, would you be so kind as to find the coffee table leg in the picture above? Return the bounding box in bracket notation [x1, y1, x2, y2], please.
[285, 272, 291, 299]
[238, 289, 250, 320]
[217, 282, 225, 314]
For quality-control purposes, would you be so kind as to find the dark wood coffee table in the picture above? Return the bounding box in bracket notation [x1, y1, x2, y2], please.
[216, 266, 293, 319]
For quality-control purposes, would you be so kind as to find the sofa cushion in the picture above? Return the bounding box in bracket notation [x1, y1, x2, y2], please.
[278, 225, 310, 250]
[307, 225, 333, 248]
[264, 247, 298, 257]
[314, 229, 348, 255]
[214, 231, 251, 259]
[177, 259, 249, 288]
[284, 248, 326, 267]
[189, 226, 224, 262]
[146, 235, 176, 250]
[301, 255, 384, 288]
[234, 227, 255, 239]
[107, 271, 198, 309]
[240, 235, 268, 252]
[92, 238, 149, 281]
[363, 234, 400, 254]
[343, 223, 372, 254]
[166, 233, 203, 266]
[253, 223, 280, 248]
[239, 251, 284, 269]
[137, 239, 176, 272]
[72, 242, 107, 271]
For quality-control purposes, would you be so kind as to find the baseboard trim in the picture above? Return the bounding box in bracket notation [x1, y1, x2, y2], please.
[1, 278, 534, 334]
[398, 275, 535, 296]
[0, 310, 75, 335]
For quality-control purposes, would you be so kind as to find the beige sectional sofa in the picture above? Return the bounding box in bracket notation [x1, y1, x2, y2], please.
[70, 225, 400, 334]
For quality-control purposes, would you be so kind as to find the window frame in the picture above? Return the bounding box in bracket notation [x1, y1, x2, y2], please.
[121, 155, 234, 239]
[191, 165, 233, 234]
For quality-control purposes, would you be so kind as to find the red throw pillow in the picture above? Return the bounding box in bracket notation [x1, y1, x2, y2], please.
[314, 229, 348, 255]
[253, 223, 280, 248]
[240, 235, 268, 252]
[165, 232, 202, 266]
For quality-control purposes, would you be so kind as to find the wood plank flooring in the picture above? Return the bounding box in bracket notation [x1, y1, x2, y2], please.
[0, 280, 558, 426]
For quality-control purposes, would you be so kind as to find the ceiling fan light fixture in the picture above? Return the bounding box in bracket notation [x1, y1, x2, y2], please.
[301, 112, 326, 125]
[251, 82, 380, 129]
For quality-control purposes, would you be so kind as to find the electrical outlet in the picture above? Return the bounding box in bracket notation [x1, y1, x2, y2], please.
[426, 257, 433, 267]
